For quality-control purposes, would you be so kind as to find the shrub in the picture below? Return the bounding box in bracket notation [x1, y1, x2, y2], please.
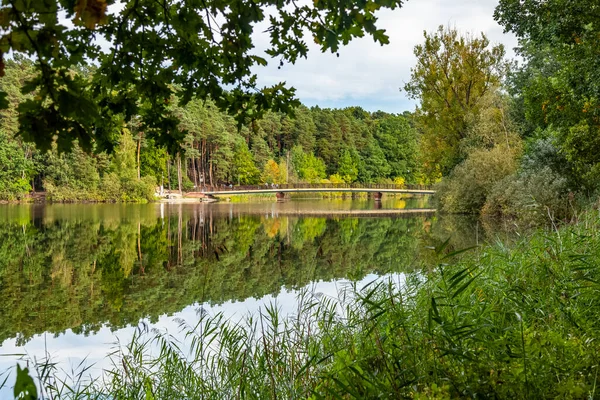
[483, 167, 572, 223]
[100, 173, 122, 202]
[393, 176, 406, 187]
[0, 178, 31, 200]
[483, 136, 576, 223]
[120, 175, 156, 202]
[436, 145, 519, 214]
[328, 173, 345, 184]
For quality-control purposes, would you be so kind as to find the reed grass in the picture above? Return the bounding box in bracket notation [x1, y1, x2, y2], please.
[7, 213, 600, 398]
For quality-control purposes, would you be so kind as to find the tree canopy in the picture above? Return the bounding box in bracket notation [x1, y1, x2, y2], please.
[403, 26, 507, 180]
[0, 0, 405, 153]
[496, 0, 600, 187]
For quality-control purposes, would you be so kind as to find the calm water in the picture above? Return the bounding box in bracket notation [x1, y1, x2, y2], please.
[0, 198, 499, 388]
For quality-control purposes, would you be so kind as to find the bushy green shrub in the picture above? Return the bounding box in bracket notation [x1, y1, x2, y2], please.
[0, 130, 35, 200]
[132, 176, 156, 202]
[99, 173, 122, 202]
[436, 145, 519, 214]
[118, 175, 156, 202]
[483, 168, 572, 223]
[483, 137, 575, 223]
[44, 182, 103, 202]
[0, 178, 31, 200]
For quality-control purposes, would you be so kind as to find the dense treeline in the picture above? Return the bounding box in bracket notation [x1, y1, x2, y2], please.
[0, 57, 420, 202]
[409, 5, 600, 223]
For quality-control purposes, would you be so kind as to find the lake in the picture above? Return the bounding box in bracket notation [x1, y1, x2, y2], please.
[0, 197, 500, 391]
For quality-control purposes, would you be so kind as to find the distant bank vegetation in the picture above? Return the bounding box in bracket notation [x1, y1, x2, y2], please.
[0, 57, 420, 203]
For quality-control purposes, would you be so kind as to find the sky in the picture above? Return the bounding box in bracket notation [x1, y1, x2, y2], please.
[251, 0, 518, 114]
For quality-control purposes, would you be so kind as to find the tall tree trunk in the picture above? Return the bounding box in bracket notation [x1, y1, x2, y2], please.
[177, 153, 183, 194]
[167, 156, 172, 193]
[192, 153, 198, 188]
[196, 155, 204, 186]
[202, 139, 207, 188]
[137, 132, 143, 180]
[200, 140, 204, 188]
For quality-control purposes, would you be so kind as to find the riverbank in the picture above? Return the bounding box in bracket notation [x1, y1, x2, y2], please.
[1, 190, 424, 204]
[6, 211, 600, 398]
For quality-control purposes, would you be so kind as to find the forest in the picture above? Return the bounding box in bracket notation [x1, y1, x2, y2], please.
[0, 0, 597, 226]
[2, 7, 599, 225]
[0, 57, 420, 202]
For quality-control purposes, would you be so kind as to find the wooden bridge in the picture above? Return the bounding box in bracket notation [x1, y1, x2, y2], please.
[185, 183, 434, 200]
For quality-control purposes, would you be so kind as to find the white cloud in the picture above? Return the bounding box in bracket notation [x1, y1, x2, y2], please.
[252, 0, 518, 113]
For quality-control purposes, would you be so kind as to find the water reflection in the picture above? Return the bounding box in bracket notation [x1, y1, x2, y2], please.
[0, 200, 435, 346]
[0, 199, 521, 396]
[0, 200, 517, 351]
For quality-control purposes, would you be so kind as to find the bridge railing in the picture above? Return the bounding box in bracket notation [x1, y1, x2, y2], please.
[202, 183, 433, 192]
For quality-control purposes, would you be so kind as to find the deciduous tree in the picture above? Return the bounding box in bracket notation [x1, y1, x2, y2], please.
[404, 26, 507, 179]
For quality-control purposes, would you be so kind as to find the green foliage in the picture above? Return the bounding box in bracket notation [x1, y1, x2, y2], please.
[0, 57, 38, 200]
[496, 0, 600, 191]
[44, 142, 104, 201]
[261, 159, 281, 184]
[0, 58, 422, 195]
[139, 138, 167, 182]
[328, 173, 345, 184]
[0, 0, 406, 152]
[358, 139, 391, 182]
[404, 26, 507, 180]
[435, 92, 523, 215]
[336, 149, 359, 183]
[437, 145, 520, 214]
[0, 131, 33, 200]
[43, 130, 155, 202]
[277, 159, 288, 184]
[100, 172, 123, 202]
[375, 114, 419, 183]
[232, 142, 260, 185]
[482, 136, 574, 222]
[291, 146, 327, 183]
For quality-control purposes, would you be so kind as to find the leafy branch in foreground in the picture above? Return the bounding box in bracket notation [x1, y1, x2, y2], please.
[0, 0, 405, 153]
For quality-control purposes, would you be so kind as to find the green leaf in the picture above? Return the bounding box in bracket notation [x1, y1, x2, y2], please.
[13, 364, 37, 400]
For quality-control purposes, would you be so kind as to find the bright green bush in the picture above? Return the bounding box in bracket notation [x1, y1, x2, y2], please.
[99, 172, 122, 202]
[0, 178, 31, 200]
[0, 130, 35, 200]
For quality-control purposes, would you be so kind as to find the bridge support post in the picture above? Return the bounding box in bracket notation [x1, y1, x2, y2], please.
[276, 192, 285, 201]
[373, 192, 383, 201]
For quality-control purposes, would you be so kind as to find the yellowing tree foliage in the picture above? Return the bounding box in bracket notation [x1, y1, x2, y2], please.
[262, 159, 281, 184]
[404, 26, 507, 180]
